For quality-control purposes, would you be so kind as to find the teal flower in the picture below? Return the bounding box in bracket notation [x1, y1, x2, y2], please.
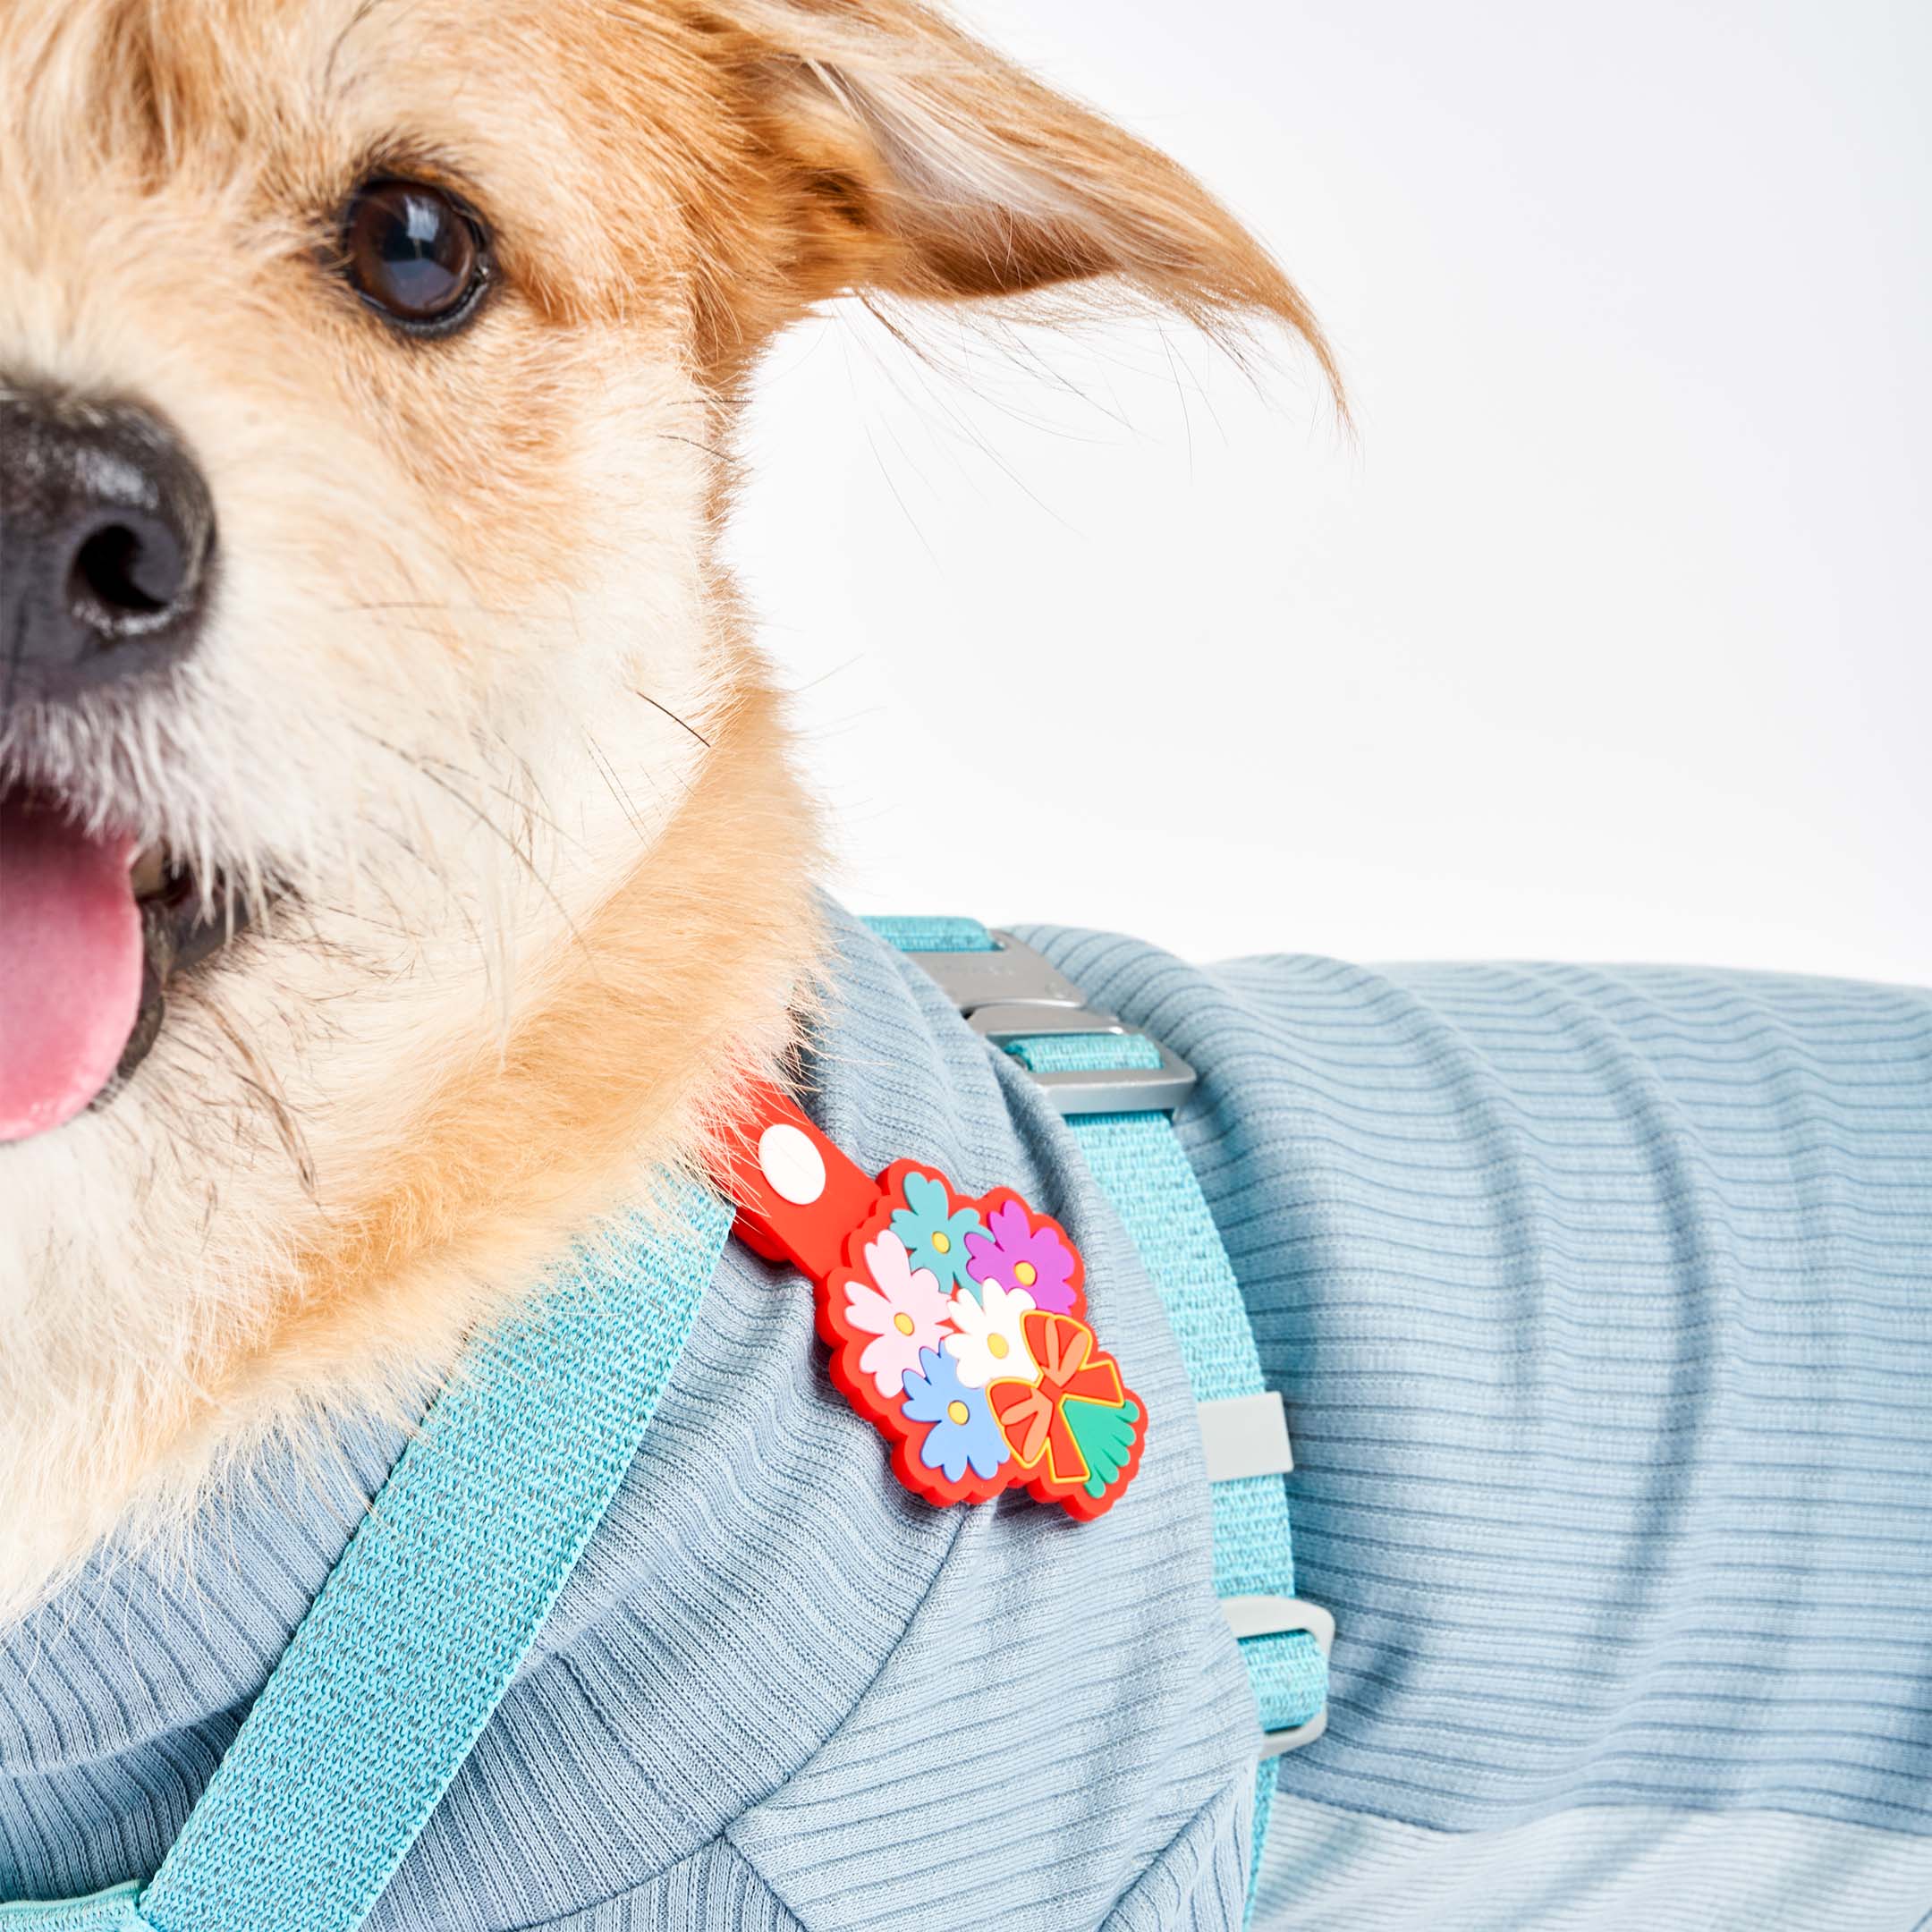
[890, 1171, 983, 1296]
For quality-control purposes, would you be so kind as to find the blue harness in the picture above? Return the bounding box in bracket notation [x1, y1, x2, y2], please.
[2, 919, 1323, 1932]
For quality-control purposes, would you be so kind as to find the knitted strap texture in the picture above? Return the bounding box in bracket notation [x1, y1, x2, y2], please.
[125, 1183, 732, 1932]
[0, 1885, 147, 1931]
[1004, 1038, 1321, 1906]
[873, 918, 1325, 1905]
[862, 915, 1000, 954]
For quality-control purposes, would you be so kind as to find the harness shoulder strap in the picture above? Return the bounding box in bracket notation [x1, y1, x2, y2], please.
[869, 917, 1331, 1913]
[1, 1182, 731, 1932]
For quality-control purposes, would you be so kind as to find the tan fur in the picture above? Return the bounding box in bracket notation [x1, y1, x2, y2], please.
[0, 0, 1332, 1615]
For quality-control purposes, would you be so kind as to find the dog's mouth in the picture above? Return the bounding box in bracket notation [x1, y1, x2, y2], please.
[0, 785, 250, 1143]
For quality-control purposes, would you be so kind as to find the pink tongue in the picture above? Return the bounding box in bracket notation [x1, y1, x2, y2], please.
[0, 794, 143, 1142]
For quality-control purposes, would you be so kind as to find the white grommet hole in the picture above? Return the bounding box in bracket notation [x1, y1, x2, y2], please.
[758, 1123, 826, 1207]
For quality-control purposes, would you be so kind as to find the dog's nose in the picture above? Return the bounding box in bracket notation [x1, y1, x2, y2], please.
[0, 388, 216, 708]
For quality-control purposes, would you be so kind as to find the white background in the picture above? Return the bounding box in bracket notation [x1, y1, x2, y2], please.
[726, 0, 1930, 983]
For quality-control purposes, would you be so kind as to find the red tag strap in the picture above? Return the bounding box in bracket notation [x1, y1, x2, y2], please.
[715, 1082, 1148, 1521]
[714, 1088, 882, 1281]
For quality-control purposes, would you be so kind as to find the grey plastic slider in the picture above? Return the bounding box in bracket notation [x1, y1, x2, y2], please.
[1221, 1597, 1337, 1758]
[1198, 1391, 1294, 1484]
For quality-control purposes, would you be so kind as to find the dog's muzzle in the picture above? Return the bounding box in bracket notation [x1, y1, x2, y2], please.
[0, 385, 233, 1144]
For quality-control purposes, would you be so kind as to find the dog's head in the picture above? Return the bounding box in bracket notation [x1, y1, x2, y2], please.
[0, 0, 1326, 1602]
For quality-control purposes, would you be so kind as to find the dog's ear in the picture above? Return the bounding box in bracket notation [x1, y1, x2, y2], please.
[707, 0, 1336, 387]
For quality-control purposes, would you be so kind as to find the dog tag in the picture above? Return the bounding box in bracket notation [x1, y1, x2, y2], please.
[717, 1087, 1148, 1520]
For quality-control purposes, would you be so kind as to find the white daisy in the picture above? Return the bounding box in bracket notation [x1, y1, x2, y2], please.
[944, 1279, 1039, 1389]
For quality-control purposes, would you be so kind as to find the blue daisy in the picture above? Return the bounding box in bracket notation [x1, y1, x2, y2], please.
[901, 1347, 1009, 1483]
[890, 1171, 984, 1297]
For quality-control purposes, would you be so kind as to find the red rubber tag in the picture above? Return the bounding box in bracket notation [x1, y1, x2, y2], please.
[716, 1086, 1148, 1520]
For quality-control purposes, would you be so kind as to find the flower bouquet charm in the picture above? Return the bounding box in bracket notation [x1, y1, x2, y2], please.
[718, 1088, 1148, 1520]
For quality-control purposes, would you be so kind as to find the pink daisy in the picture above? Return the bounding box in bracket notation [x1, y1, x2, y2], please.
[844, 1231, 953, 1397]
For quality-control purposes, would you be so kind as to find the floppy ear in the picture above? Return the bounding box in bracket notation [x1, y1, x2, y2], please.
[710, 0, 1338, 389]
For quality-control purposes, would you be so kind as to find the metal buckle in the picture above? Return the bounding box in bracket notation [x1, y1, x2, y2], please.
[908, 932, 1199, 1118]
[1222, 1597, 1335, 1758]
[903, 932, 1089, 1015]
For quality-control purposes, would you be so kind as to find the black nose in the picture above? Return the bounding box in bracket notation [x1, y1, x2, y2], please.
[0, 387, 216, 708]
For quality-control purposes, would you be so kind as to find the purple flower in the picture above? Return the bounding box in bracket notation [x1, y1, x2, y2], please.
[964, 1200, 1076, 1314]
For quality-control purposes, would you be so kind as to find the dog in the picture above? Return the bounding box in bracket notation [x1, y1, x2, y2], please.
[5, 6, 1931, 1930]
[0, 0, 1334, 1602]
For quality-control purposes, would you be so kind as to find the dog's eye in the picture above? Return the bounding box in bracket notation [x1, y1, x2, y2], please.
[341, 180, 490, 334]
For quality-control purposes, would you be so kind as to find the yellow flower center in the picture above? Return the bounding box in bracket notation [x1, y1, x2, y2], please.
[931, 1231, 952, 1256]
[894, 1313, 916, 1336]
[946, 1401, 971, 1426]
[1013, 1261, 1038, 1288]
[988, 1334, 1010, 1360]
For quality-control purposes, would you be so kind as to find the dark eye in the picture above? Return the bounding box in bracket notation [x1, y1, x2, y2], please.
[340, 179, 490, 334]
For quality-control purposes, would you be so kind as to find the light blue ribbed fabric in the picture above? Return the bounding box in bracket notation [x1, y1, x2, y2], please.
[1013, 927, 1932, 1898]
[4, 909, 1929, 1931]
[1251, 1802, 1932, 1931]
[536, 1842, 805, 1930]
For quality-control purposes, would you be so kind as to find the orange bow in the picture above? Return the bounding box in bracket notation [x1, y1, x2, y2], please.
[987, 1312, 1124, 1487]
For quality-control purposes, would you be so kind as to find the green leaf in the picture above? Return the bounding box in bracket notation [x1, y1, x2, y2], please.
[1064, 1397, 1140, 1499]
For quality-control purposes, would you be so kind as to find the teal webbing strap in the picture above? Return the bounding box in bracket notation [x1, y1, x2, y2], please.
[1004, 1038, 1316, 1903]
[0, 1183, 732, 1932]
[0, 1886, 144, 1930]
[870, 918, 1325, 1906]
[863, 915, 1000, 954]
[143, 1185, 731, 1932]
